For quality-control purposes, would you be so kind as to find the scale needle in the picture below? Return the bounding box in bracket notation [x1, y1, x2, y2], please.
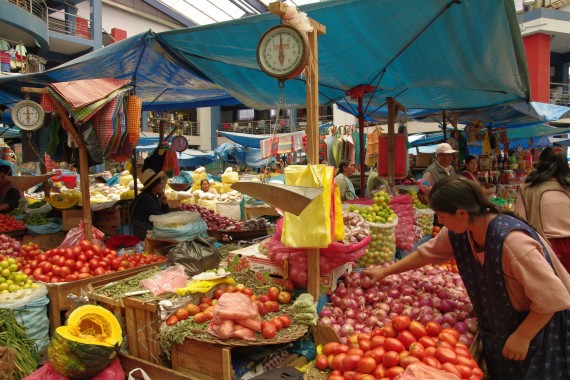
[278, 32, 285, 66]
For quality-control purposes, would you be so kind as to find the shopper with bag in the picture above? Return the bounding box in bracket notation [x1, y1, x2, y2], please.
[132, 168, 170, 240]
[363, 175, 570, 380]
[0, 164, 22, 213]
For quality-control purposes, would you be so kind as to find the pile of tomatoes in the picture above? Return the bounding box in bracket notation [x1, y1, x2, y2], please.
[0, 214, 26, 232]
[315, 316, 483, 380]
[20, 239, 167, 283]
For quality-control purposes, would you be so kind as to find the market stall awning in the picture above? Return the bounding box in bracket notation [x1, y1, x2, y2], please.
[0, 0, 529, 113]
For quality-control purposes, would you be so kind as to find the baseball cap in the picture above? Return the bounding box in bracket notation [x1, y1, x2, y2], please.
[436, 143, 457, 155]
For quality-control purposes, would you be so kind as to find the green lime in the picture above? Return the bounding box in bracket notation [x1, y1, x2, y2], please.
[0, 261, 8, 269]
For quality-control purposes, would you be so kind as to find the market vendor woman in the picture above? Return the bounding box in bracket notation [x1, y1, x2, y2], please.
[363, 175, 570, 380]
[132, 168, 170, 240]
[0, 165, 22, 213]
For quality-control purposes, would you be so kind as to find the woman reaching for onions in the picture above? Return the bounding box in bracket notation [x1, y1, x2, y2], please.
[363, 175, 570, 380]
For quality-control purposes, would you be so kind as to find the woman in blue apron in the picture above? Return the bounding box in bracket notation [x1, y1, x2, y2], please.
[363, 175, 570, 379]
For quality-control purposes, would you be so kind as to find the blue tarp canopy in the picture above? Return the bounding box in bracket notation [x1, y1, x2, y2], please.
[214, 143, 273, 169]
[0, 0, 529, 113]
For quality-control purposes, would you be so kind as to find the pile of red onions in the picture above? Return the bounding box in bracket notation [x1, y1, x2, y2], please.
[319, 263, 478, 346]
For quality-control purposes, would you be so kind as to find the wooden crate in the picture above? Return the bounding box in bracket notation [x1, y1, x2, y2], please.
[117, 200, 133, 225]
[171, 339, 233, 380]
[46, 262, 161, 336]
[94, 206, 121, 236]
[119, 352, 194, 380]
[62, 208, 84, 231]
[144, 237, 179, 255]
[123, 296, 162, 364]
[23, 231, 67, 250]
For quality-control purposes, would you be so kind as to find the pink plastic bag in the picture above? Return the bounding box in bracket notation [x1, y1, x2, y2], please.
[140, 265, 189, 295]
[24, 357, 124, 380]
[58, 220, 105, 249]
[398, 363, 461, 380]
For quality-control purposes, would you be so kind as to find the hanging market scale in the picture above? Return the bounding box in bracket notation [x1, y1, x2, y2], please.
[233, 15, 323, 216]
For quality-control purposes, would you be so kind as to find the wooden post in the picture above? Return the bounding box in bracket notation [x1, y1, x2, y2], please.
[357, 97, 366, 196]
[269, 2, 326, 300]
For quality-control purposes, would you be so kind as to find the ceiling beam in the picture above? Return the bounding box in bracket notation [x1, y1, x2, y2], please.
[234, 0, 267, 14]
[141, 0, 197, 27]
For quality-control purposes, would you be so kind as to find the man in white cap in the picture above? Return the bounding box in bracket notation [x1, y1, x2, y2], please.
[421, 143, 458, 186]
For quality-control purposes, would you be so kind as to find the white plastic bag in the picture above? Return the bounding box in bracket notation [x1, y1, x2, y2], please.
[128, 368, 152, 380]
[149, 210, 201, 227]
[0, 283, 48, 309]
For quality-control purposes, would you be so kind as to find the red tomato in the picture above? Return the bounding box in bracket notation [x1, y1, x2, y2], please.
[358, 339, 372, 352]
[364, 347, 385, 364]
[382, 351, 400, 368]
[93, 267, 105, 276]
[72, 246, 82, 256]
[64, 274, 78, 282]
[341, 354, 361, 372]
[400, 355, 420, 369]
[418, 336, 437, 348]
[385, 366, 405, 380]
[441, 362, 462, 378]
[370, 335, 385, 348]
[79, 266, 91, 274]
[64, 249, 75, 260]
[391, 315, 411, 332]
[79, 240, 92, 251]
[265, 301, 280, 313]
[322, 342, 340, 356]
[456, 364, 474, 379]
[384, 337, 405, 353]
[267, 286, 280, 301]
[89, 259, 100, 271]
[242, 287, 254, 297]
[77, 273, 93, 279]
[442, 327, 460, 340]
[373, 363, 387, 379]
[327, 376, 344, 380]
[435, 347, 458, 364]
[397, 330, 417, 350]
[332, 344, 350, 355]
[270, 318, 283, 332]
[346, 348, 364, 357]
[438, 332, 458, 346]
[422, 356, 441, 369]
[277, 291, 292, 304]
[59, 266, 71, 278]
[426, 321, 443, 337]
[84, 250, 95, 260]
[409, 320, 428, 338]
[278, 315, 291, 328]
[330, 353, 347, 371]
[382, 324, 398, 338]
[408, 342, 426, 359]
[64, 259, 75, 269]
[315, 354, 329, 370]
[355, 356, 377, 374]
[39, 261, 52, 274]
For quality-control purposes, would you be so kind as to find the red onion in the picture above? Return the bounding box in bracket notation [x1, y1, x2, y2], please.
[443, 312, 458, 326]
[388, 289, 401, 298]
[354, 322, 365, 332]
[459, 334, 473, 346]
[439, 299, 457, 313]
[419, 314, 434, 325]
[367, 316, 380, 327]
[357, 311, 369, 322]
[409, 307, 421, 320]
[336, 283, 348, 297]
[361, 326, 372, 334]
[464, 318, 478, 334]
[339, 298, 351, 310]
[418, 297, 433, 308]
[419, 306, 433, 316]
[373, 308, 388, 320]
[332, 307, 344, 318]
[348, 299, 358, 310]
[344, 308, 356, 319]
[401, 286, 416, 296]
[320, 316, 333, 326]
[340, 336, 348, 344]
[390, 300, 404, 314]
[401, 295, 414, 305]
[378, 303, 390, 312]
[364, 293, 376, 304]
[354, 287, 364, 297]
[360, 275, 372, 288]
[319, 308, 332, 318]
[433, 314, 444, 324]
[330, 294, 341, 306]
[454, 321, 467, 334]
[441, 323, 452, 329]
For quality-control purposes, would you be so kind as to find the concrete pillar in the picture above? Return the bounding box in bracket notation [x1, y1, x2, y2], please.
[523, 33, 551, 103]
[333, 104, 357, 126]
[197, 106, 221, 150]
[91, 0, 103, 49]
[64, 3, 77, 35]
[141, 111, 148, 132]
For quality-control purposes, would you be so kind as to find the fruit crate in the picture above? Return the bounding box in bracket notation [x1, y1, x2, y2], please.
[171, 339, 233, 380]
[61, 208, 84, 231]
[45, 262, 162, 336]
[2, 228, 27, 240]
[119, 352, 194, 380]
[93, 206, 121, 236]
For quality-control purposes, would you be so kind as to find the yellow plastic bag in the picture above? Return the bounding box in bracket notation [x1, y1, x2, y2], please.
[282, 165, 333, 248]
[221, 171, 239, 184]
[333, 183, 344, 241]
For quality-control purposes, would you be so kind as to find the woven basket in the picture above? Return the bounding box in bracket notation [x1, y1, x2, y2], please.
[185, 322, 309, 347]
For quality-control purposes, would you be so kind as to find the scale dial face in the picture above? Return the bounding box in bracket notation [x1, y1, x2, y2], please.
[12, 100, 45, 131]
[257, 24, 309, 80]
[171, 135, 188, 153]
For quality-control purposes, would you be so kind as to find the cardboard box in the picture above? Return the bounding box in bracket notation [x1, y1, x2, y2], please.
[415, 153, 434, 168]
[320, 262, 352, 294]
[227, 244, 286, 280]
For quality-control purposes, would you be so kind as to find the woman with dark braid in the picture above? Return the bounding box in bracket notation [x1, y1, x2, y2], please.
[363, 175, 570, 380]
[515, 146, 570, 272]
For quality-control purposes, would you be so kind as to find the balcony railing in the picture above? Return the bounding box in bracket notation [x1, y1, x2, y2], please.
[47, 7, 92, 39]
[8, 0, 47, 22]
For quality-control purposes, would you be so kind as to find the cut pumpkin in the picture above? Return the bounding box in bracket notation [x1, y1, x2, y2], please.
[48, 305, 122, 379]
[48, 193, 80, 209]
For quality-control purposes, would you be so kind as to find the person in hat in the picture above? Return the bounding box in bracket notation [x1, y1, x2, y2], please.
[421, 143, 458, 186]
[0, 165, 22, 214]
[131, 168, 170, 240]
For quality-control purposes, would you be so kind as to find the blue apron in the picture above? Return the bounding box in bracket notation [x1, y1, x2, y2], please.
[448, 214, 570, 380]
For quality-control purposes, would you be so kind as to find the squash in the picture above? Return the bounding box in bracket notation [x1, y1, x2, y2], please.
[48, 193, 80, 209]
[120, 189, 135, 200]
[47, 305, 122, 379]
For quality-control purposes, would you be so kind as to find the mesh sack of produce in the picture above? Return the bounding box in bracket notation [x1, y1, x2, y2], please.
[390, 195, 416, 251]
[14, 295, 50, 352]
[357, 217, 398, 267]
[151, 215, 208, 241]
[126, 95, 142, 146]
[24, 201, 52, 215]
[415, 207, 435, 238]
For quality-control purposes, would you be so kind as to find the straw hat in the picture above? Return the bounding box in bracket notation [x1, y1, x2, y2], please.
[140, 168, 166, 192]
